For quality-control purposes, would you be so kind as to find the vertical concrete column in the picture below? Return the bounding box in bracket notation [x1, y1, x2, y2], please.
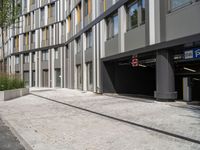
[183, 77, 192, 101]
[118, 6, 126, 53]
[20, 54, 23, 80]
[38, 51, 42, 87]
[35, 51, 39, 87]
[82, 33, 87, 91]
[100, 20, 106, 58]
[96, 23, 101, 93]
[48, 49, 51, 87]
[154, 50, 177, 100]
[60, 47, 64, 88]
[92, 26, 97, 92]
[29, 53, 32, 87]
[51, 49, 55, 88]
[63, 46, 67, 88]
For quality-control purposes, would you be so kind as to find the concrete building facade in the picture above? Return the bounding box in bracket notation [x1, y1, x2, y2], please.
[1, 0, 200, 101]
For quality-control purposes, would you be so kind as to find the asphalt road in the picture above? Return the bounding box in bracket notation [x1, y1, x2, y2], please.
[0, 118, 25, 150]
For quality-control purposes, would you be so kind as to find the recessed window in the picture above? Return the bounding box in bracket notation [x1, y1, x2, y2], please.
[76, 37, 81, 52]
[15, 56, 20, 64]
[170, 0, 191, 10]
[86, 30, 92, 49]
[42, 50, 48, 61]
[127, 0, 138, 30]
[107, 13, 119, 40]
[24, 54, 29, 64]
[55, 48, 59, 60]
[32, 53, 35, 63]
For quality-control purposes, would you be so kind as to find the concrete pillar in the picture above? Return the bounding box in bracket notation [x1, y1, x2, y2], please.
[20, 54, 23, 80]
[154, 50, 177, 100]
[38, 51, 42, 87]
[82, 33, 87, 91]
[183, 77, 192, 101]
[29, 53, 32, 87]
[35, 51, 39, 87]
[118, 6, 126, 53]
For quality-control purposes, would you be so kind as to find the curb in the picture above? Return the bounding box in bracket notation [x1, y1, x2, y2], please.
[1, 115, 33, 150]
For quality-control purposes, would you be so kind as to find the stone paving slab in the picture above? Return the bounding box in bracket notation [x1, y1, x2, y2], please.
[0, 88, 199, 150]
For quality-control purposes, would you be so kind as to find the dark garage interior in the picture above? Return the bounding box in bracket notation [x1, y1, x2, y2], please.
[102, 56, 156, 98]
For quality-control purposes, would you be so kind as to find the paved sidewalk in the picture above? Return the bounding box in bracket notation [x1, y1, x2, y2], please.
[0, 118, 25, 150]
[0, 88, 199, 150]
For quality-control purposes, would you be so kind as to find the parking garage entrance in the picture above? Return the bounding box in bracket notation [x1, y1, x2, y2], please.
[102, 53, 156, 98]
[175, 60, 200, 102]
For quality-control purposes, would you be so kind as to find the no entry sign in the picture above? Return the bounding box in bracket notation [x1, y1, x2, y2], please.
[131, 55, 138, 67]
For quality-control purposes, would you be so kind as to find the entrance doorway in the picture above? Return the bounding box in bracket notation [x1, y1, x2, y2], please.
[42, 69, 49, 87]
[55, 69, 61, 87]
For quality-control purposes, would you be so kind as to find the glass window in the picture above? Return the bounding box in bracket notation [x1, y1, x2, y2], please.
[24, 54, 29, 64]
[140, 0, 145, 23]
[31, 31, 35, 43]
[55, 49, 59, 59]
[170, 0, 191, 10]
[41, 7, 45, 21]
[32, 53, 35, 63]
[86, 30, 92, 48]
[127, 0, 138, 30]
[76, 37, 81, 52]
[113, 15, 119, 36]
[42, 50, 48, 61]
[85, 0, 88, 16]
[107, 13, 118, 39]
[15, 56, 19, 64]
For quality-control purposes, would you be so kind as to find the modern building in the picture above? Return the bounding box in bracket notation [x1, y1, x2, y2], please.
[2, 0, 200, 102]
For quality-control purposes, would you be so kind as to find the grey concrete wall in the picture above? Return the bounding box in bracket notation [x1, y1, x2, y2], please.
[15, 65, 20, 72]
[76, 51, 82, 65]
[125, 25, 146, 52]
[23, 64, 29, 71]
[166, 2, 200, 41]
[54, 59, 60, 68]
[41, 61, 48, 69]
[32, 63, 35, 70]
[105, 35, 119, 57]
[85, 47, 93, 62]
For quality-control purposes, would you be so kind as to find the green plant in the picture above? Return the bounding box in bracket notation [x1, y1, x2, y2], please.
[0, 73, 25, 91]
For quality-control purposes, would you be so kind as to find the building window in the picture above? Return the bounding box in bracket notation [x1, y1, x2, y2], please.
[141, 0, 145, 23]
[31, 31, 35, 44]
[48, 3, 55, 18]
[76, 4, 81, 25]
[170, 0, 191, 10]
[41, 7, 45, 22]
[24, 54, 29, 64]
[85, 0, 88, 16]
[84, 0, 91, 16]
[24, 0, 27, 9]
[55, 48, 59, 60]
[127, 0, 138, 30]
[107, 13, 118, 40]
[32, 53, 35, 63]
[86, 30, 92, 49]
[30, 0, 35, 5]
[76, 37, 81, 52]
[15, 56, 19, 64]
[42, 50, 48, 61]
[25, 13, 31, 26]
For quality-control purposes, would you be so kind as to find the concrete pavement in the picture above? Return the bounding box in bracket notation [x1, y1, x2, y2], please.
[0, 118, 25, 150]
[0, 88, 199, 150]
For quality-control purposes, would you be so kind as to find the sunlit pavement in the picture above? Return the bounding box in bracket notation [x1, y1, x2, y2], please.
[0, 88, 199, 150]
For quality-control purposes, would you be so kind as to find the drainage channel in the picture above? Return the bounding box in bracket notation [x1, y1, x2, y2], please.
[31, 93, 200, 145]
